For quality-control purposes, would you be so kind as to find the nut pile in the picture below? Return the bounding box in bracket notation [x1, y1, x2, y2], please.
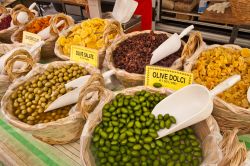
[113, 32, 183, 74]
[192, 47, 250, 108]
[11, 64, 88, 125]
[92, 90, 202, 166]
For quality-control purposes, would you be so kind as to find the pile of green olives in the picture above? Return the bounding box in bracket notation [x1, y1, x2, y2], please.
[11, 63, 88, 125]
[92, 90, 202, 166]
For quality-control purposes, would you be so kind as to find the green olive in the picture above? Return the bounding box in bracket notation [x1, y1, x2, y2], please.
[18, 114, 25, 119]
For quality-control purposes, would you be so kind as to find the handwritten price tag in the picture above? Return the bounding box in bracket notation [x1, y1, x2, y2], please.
[22, 31, 42, 45]
[145, 66, 193, 90]
[70, 45, 99, 68]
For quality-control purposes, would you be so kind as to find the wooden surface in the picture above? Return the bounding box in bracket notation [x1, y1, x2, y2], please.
[199, 7, 250, 26]
[0, 0, 16, 7]
[62, 0, 88, 6]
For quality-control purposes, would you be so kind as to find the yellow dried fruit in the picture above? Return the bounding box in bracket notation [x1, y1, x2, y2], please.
[192, 47, 250, 108]
[59, 18, 118, 56]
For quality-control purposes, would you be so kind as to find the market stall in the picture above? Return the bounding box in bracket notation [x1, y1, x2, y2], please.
[0, 1, 249, 166]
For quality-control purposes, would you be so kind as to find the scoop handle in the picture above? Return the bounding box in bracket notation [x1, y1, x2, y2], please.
[29, 3, 37, 10]
[210, 75, 241, 97]
[29, 40, 45, 54]
[179, 25, 194, 39]
[103, 70, 115, 80]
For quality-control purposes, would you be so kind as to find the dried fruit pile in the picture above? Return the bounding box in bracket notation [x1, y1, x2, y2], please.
[113, 32, 183, 74]
[192, 47, 250, 108]
[58, 18, 118, 56]
[0, 15, 12, 31]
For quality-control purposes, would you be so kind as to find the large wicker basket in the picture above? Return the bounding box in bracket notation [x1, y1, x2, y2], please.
[54, 19, 123, 69]
[1, 61, 100, 144]
[106, 31, 204, 87]
[230, 0, 250, 21]
[11, 14, 74, 59]
[79, 86, 247, 166]
[0, 4, 37, 43]
[184, 44, 250, 134]
[0, 13, 18, 43]
[0, 44, 41, 100]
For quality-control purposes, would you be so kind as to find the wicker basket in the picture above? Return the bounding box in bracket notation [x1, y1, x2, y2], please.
[54, 19, 123, 69]
[79, 86, 247, 166]
[230, 0, 250, 21]
[184, 44, 250, 134]
[174, 0, 199, 12]
[106, 31, 204, 87]
[0, 4, 38, 43]
[11, 14, 74, 59]
[0, 13, 18, 43]
[0, 44, 41, 100]
[1, 61, 100, 144]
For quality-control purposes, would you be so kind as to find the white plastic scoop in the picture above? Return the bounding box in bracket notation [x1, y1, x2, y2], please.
[37, 20, 65, 40]
[44, 70, 115, 112]
[0, 40, 45, 73]
[150, 25, 194, 65]
[112, 0, 138, 23]
[152, 75, 241, 139]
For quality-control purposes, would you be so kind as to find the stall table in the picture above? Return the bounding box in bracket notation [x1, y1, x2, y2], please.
[0, 113, 81, 166]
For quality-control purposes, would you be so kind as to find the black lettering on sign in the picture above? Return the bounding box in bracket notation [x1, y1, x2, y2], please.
[76, 50, 83, 56]
[169, 75, 186, 83]
[26, 36, 39, 42]
[152, 72, 168, 79]
[83, 52, 94, 59]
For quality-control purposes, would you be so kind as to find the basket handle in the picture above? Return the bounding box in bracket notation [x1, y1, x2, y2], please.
[219, 128, 247, 166]
[50, 13, 74, 35]
[103, 19, 124, 47]
[181, 31, 204, 60]
[4, 50, 35, 81]
[11, 4, 35, 26]
[76, 73, 105, 119]
[0, 5, 7, 14]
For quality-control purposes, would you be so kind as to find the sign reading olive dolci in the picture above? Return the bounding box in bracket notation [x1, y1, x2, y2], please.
[145, 66, 193, 90]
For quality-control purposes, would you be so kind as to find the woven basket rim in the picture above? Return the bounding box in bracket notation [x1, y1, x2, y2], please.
[11, 15, 63, 44]
[106, 30, 186, 80]
[1, 61, 100, 131]
[54, 19, 120, 61]
[185, 44, 250, 114]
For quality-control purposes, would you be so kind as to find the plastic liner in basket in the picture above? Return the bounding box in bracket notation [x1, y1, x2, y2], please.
[79, 86, 227, 166]
[0, 45, 41, 100]
[54, 19, 123, 68]
[105, 31, 204, 87]
[11, 13, 74, 59]
[184, 44, 250, 134]
[1, 61, 101, 144]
